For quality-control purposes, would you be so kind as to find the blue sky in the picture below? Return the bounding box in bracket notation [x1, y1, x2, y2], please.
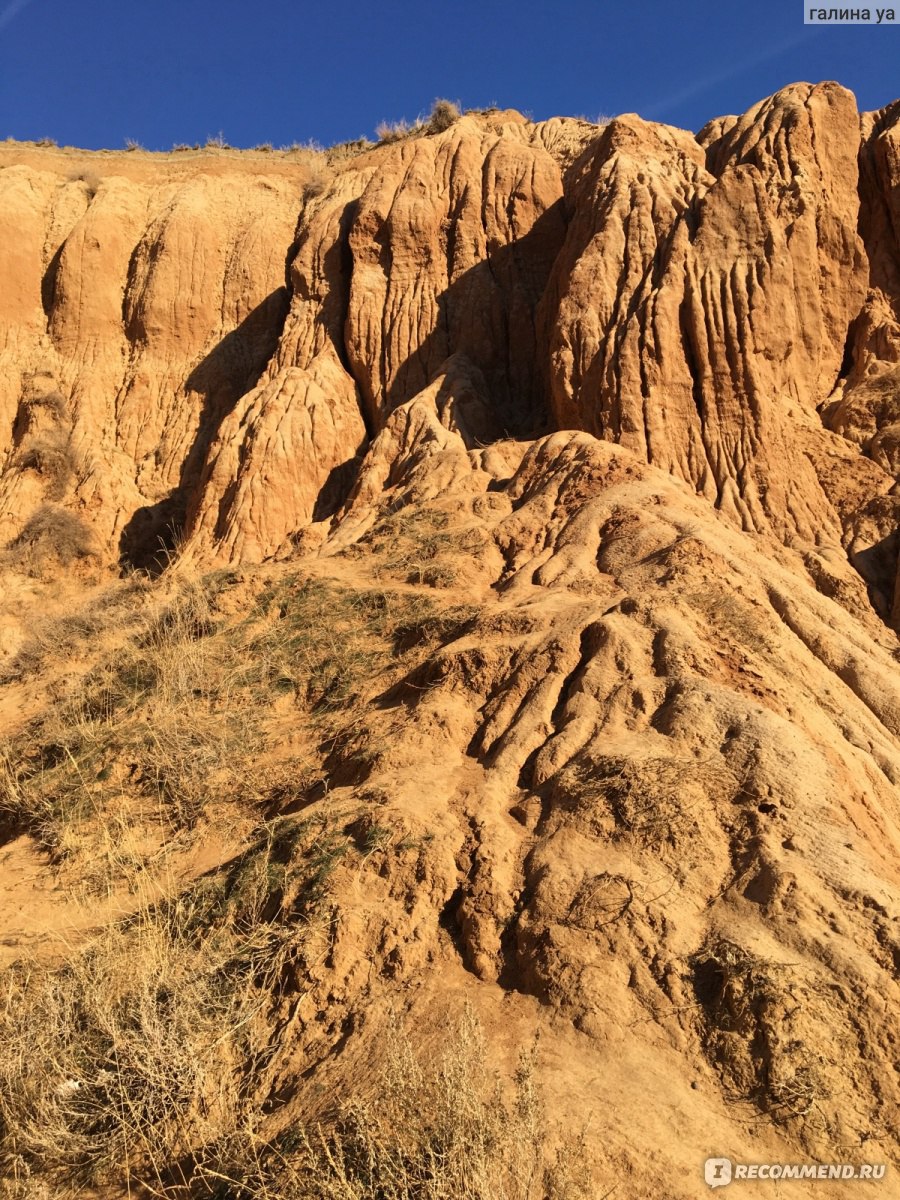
[0, 0, 897, 149]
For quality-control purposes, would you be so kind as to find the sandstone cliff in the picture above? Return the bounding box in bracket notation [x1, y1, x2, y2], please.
[1, 84, 900, 1199]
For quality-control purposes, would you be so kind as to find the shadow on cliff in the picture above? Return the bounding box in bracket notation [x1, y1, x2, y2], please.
[120, 198, 567, 570]
[361, 200, 567, 442]
[118, 288, 290, 572]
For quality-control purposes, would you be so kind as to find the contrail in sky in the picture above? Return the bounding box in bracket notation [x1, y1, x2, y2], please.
[639, 27, 820, 122]
[0, 0, 35, 34]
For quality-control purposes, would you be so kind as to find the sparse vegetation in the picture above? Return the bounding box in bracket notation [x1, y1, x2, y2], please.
[5, 505, 95, 573]
[0, 571, 476, 878]
[0, 936, 591, 1200]
[0, 579, 258, 870]
[302, 172, 328, 202]
[551, 753, 736, 850]
[0, 522, 604, 1199]
[376, 99, 462, 144]
[375, 117, 414, 144]
[691, 938, 823, 1122]
[427, 97, 461, 132]
[0, 809, 355, 1195]
[18, 431, 77, 499]
[65, 168, 101, 197]
[23, 390, 67, 422]
[228, 1008, 594, 1200]
[351, 507, 485, 588]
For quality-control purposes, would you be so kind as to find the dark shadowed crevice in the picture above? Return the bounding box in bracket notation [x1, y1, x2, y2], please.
[679, 294, 705, 422]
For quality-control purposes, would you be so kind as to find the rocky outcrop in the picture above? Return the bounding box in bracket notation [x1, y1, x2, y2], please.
[540, 84, 889, 565]
[0, 148, 303, 562]
[4, 85, 900, 598]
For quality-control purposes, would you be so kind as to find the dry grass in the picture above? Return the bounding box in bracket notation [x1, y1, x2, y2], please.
[21, 390, 68, 423]
[17, 432, 77, 500]
[4, 506, 96, 573]
[690, 938, 824, 1121]
[0, 575, 151, 682]
[0, 571, 476, 881]
[0, 915, 262, 1192]
[0, 809, 350, 1195]
[376, 99, 462, 145]
[0, 579, 261, 874]
[194, 1009, 594, 1200]
[0, 994, 592, 1199]
[551, 753, 727, 849]
[351, 508, 484, 589]
[427, 98, 461, 133]
[0, 809, 593, 1199]
[0, 557, 597, 1198]
[249, 575, 477, 719]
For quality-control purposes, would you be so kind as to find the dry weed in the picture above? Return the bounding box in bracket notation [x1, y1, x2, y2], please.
[0, 809, 354, 1195]
[354, 508, 483, 588]
[4, 507, 95, 573]
[194, 1008, 595, 1200]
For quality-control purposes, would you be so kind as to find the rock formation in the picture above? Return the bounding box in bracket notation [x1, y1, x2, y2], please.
[2, 81, 900, 1197]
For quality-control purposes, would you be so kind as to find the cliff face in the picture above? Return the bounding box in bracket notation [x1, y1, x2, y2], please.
[3, 84, 900, 589]
[4, 84, 900, 609]
[3, 84, 900, 1198]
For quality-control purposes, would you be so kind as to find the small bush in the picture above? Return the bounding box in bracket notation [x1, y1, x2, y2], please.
[18, 432, 76, 499]
[6, 506, 95, 571]
[25, 390, 67, 422]
[375, 100, 461, 146]
[65, 169, 101, 197]
[376, 117, 417, 144]
[203, 1008, 594, 1200]
[427, 98, 461, 133]
[302, 173, 328, 202]
[0, 897, 291, 1193]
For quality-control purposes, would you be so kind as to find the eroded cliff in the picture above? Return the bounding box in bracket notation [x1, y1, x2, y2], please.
[2, 84, 900, 1199]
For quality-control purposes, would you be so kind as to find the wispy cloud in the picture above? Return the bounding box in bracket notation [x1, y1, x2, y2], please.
[0, 0, 35, 34]
[640, 28, 818, 122]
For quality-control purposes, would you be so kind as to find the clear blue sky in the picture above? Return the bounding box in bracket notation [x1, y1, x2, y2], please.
[0, 0, 897, 150]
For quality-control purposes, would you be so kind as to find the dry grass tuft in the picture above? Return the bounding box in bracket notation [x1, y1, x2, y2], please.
[193, 1008, 594, 1200]
[0, 806, 361, 1195]
[351, 507, 484, 588]
[4, 506, 96, 573]
[427, 98, 461, 133]
[17, 432, 77, 500]
[0, 916, 260, 1192]
[376, 100, 461, 145]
